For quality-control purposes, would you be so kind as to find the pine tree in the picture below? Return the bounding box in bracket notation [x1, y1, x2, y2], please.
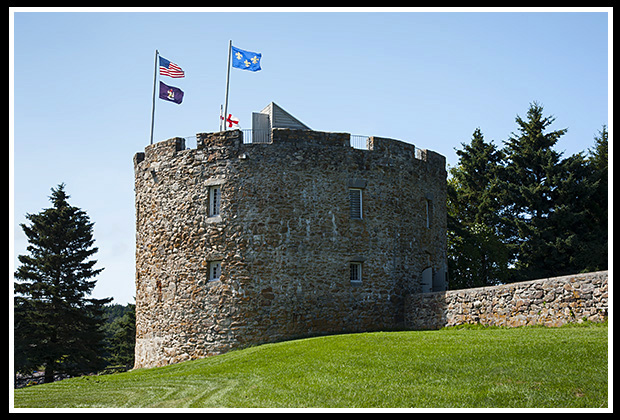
[447, 128, 510, 289]
[107, 303, 136, 369]
[524, 126, 607, 276]
[449, 105, 606, 287]
[543, 152, 594, 274]
[450, 128, 505, 226]
[582, 125, 608, 271]
[14, 184, 112, 383]
[501, 102, 567, 281]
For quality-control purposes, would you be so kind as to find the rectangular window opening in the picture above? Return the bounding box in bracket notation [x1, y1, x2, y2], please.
[349, 188, 362, 219]
[209, 186, 221, 217]
[208, 261, 222, 282]
[350, 262, 362, 284]
[425, 199, 432, 228]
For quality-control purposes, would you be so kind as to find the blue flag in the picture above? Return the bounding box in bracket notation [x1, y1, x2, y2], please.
[159, 81, 184, 104]
[231, 45, 262, 72]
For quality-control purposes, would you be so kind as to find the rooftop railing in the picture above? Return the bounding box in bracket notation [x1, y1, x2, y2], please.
[179, 130, 371, 151]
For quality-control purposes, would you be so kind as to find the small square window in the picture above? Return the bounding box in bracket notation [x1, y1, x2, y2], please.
[350, 188, 362, 219]
[209, 261, 221, 282]
[209, 186, 221, 217]
[350, 262, 362, 284]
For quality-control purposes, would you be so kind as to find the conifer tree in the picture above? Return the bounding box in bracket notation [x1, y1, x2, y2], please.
[107, 303, 136, 369]
[450, 128, 505, 226]
[449, 104, 607, 286]
[580, 125, 608, 271]
[501, 102, 567, 280]
[14, 184, 112, 383]
[549, 150, 602, 274]
[447, 128, 510, 289]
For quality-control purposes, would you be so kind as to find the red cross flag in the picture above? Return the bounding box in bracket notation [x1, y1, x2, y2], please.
[221, 113, 240, 129]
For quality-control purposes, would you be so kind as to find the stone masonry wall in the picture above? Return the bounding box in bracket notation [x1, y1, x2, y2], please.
[133, 128, 447, 368]
[405, 271, 608, 330]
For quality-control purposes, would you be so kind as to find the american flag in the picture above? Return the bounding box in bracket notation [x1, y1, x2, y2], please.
[159, 56, 185, 78]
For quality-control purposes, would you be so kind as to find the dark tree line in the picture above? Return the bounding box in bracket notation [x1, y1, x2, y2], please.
[448, 102, 608, 289]
[102, 303, 136, 370]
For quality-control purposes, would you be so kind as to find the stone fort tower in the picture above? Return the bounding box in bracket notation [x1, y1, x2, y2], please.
[133, 105, 447, 368]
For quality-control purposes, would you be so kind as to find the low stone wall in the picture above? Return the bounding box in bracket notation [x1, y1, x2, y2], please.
[405, 271, 608, 329]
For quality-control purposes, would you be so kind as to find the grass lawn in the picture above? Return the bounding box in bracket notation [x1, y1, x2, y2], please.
[13, 322, 608, 408]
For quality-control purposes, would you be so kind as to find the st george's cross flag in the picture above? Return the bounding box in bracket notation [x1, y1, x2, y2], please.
[231, 46, 262, 72]
[220, 113, 240, 128]
[159, 56, 185, 78]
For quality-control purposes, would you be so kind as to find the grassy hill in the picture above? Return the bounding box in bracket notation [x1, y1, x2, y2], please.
[13, 322, 608, 408]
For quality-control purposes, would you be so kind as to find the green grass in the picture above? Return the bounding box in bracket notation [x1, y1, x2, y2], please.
[13, 322, 608, 408]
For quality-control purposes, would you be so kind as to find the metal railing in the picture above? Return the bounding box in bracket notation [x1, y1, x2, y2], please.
[241, 129, 271, 144]
[179, 131, 371, 150]
[350, 135, 370, 150]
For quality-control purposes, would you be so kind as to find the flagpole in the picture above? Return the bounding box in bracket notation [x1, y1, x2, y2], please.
[149, 49, 159, 145]
[222, 40, 232, 132]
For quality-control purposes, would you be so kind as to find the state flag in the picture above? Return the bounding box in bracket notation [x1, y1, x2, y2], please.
[159, 81, 184, 104]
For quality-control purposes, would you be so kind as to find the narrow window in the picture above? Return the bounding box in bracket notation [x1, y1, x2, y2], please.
[209, 186, 221, 217]
[349, 188, 362, 219]
[425, 199, 432, 228]
[421, 267, 432, 293]
[209, 261, 222, 282]
[350, 262, 362, 284]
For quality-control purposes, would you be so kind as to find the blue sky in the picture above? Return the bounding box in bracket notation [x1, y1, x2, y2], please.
[10, 9, 610, 305]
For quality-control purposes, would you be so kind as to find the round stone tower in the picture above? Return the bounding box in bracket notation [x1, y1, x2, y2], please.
[133, 128, 447, 368]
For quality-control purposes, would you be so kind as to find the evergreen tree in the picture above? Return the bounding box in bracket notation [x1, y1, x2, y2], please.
[500, 102, 567, 281]
[447, 128, 510, 289]
[583, 125, 608, 271]
[14, 184, 112, 383]
[513, 125, 607, 277]
[106, 303, 136, 369]
[589, 125, 608, 175]
[542, 152, 595, 274]
[449, 104, 606, 287]
[451, 128, 505, 226]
